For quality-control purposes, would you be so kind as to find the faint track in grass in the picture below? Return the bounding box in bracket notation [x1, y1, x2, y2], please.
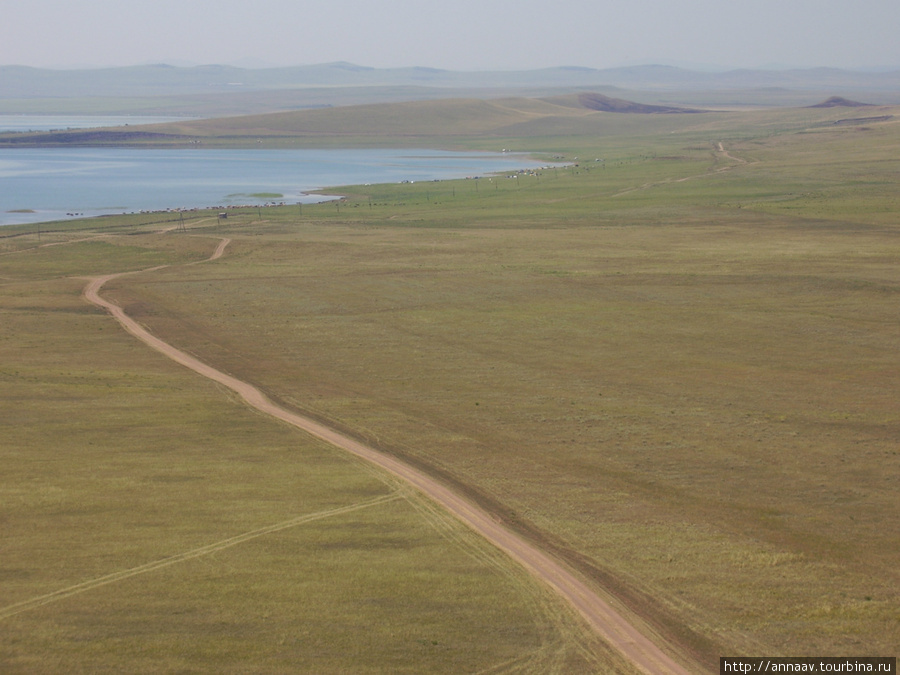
[0, 493, 402, 621]
[613, 141, 752, 197]
[79, 236, 694, 674]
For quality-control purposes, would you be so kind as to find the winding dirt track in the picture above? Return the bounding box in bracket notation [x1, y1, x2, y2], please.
[82, 238, 691, 675]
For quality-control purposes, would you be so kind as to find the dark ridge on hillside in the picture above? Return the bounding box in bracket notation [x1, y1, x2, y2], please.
[577, 92, 705, 113]
[807, 96, 874, 108]
[545, 92, 705, 114]
[833, 115, 893, 125]
[0, 129, 184, 146]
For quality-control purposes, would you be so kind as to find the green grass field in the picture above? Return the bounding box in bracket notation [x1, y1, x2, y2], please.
[2, 102, 898, 672]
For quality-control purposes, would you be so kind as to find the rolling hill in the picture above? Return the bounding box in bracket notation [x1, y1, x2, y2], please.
[0, 93, 712, 147]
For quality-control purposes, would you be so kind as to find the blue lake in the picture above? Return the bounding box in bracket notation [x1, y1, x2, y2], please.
[0, 147, 548, 227]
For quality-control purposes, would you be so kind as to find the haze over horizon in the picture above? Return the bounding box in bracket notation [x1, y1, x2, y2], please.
[2, 0, 899, 73]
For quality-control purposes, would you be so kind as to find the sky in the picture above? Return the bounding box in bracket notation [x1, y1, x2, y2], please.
[2, 0, 899, 71]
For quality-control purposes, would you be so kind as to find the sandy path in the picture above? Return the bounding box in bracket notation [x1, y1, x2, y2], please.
[82, 238, 691, 675]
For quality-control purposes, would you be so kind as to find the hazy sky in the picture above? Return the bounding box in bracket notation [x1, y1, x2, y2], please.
[3, 0, 899, 71]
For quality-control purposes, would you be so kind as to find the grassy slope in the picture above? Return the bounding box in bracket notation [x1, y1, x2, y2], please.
[0, 96, 600, 148]
[154, 98, 586, 136]
[2, 101, 898, 671]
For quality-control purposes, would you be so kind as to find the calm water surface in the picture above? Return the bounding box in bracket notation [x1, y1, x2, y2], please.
[0, 147, 544, 226]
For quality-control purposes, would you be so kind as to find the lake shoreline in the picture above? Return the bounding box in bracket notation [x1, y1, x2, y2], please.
[1, 147, 553, 228]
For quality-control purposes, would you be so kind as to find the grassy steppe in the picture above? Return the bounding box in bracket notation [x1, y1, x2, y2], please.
[1, 236, 615, 673]
[2, 103, 899, 672]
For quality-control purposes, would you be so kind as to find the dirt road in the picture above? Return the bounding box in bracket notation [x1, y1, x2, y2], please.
[717, 142, 747, 164]
[82, 238, 693, 675]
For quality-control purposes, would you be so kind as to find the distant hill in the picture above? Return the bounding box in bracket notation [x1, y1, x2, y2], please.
[0, 93, 713, 147]
[3, 62, 900, 100]
[127, 93, 711, 138]
[3, 61, 900, 117]
[806, 96, 873, 108]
